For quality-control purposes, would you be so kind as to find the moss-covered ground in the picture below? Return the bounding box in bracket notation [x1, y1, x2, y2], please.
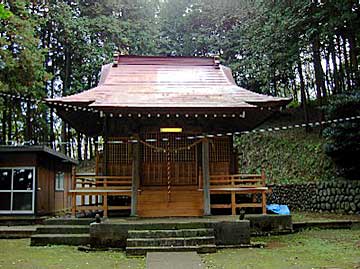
[202, 229, 360, 269]
[236, 128, 336, 184]
[0, 228, 359, 269]
[292, 211, 360, 222]
[0, 239, 145, 269]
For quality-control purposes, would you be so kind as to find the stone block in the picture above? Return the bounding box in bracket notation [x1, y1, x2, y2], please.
[213, 220, 250, 245]
[245, 214, 293, 235]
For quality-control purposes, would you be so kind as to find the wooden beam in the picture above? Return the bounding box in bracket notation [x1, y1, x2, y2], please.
[202, 139, 211, 216]
[131, 137, 140, 216]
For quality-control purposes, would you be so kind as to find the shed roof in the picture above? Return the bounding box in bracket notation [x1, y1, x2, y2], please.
[48, 55, 291, 110]
[0, 146, 77, 164]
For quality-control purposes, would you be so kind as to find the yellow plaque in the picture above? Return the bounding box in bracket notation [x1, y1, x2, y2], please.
[160, 128, 183, 133]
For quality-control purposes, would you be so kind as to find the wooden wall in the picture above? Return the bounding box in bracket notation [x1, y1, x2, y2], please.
[137, 187, 203, 217]
[54, 163, 72, 214]
[0, 151, 73, 216]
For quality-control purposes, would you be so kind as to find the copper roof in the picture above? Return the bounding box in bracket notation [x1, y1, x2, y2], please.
[48, 56, 291, 110]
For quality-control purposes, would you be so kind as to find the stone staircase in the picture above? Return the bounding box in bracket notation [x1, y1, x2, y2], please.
[30, 218, 93, 246]
[126, 228, 217, 256]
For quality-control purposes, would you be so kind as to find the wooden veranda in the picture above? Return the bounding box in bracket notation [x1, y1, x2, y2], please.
[70, 136, 268, 217]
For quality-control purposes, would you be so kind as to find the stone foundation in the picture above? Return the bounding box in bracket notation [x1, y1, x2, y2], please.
[267, 180, 360, 214]
[89, 220, 251, 248]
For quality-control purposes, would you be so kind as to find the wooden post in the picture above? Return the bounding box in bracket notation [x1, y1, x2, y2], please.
[261, 166, 267, 214]
[81, 178, 85, 206]
[103, 116, 109, 176]
[103, 116, 109, 217]
[202, 139, 211, 216]
[262, 191, 267, 214]
[131, 137, 140, 216]
[103, 193, 108, 218]
[71, 166, 76, 218]
[231, 175, 236, 215]
[231, 191, 236, 215]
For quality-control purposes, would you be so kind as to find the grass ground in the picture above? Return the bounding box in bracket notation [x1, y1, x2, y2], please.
[0, 228, 359, 269]
[202, 229, 360, 269]
[291, 211, 360, 222]
[0, 239, 145, 269]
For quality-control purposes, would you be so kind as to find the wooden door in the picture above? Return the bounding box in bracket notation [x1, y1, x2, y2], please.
[141, 133, 198, 186]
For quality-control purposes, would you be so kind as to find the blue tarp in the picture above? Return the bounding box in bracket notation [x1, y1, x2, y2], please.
[266, 204, 290, 215]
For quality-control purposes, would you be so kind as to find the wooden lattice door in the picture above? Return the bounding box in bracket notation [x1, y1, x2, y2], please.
[209, 137, 232, 175]
[141, 133, 198, 186]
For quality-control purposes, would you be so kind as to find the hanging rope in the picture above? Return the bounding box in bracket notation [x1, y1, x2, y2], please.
[167, 140, 171, 203]
[139, 138, 204, 153]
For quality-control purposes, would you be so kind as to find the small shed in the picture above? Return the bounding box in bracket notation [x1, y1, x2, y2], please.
[0, 146, 77, 215]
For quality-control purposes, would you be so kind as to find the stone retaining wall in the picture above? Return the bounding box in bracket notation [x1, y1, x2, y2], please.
[267, 180, 360, 214]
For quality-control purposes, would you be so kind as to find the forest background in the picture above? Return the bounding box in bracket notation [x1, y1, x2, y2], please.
[0, 0, 359, 181]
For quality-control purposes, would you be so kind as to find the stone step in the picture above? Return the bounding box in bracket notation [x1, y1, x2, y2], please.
[0, 217, 45, 226]
[125, 222, 214, 231]
[44, 218, 94, 226]
[0, 226, 37, 239]
[36, 225, 89, 234]
[126, 244, 217, 256]
[127, 236, 215, 247]
[30, 234, 90, 246]
[128, 228, 214, 239]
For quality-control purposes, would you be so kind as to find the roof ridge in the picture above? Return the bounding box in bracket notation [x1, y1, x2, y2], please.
[117, 55, 215, 66]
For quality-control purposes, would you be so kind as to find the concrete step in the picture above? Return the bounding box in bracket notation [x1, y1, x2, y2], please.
[126, 222, 214, 231]
[0, 217, 45, 226]
[44, 218, 94, 226]
[30, 234, 90, 246]
[128, 228, 214, 239]
[36, 225, 89, 234]
[127, 236, 215, 247]
[126, 244, 217, 256]
[0, 226, 37, 239]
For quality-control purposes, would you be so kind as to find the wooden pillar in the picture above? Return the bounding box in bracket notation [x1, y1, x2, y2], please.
[103, 116, 109, 176]
[71, 166, 76, 218]
[131, 137, 140, 217]
[262, 192, 267, 215]
[261, 167, 267, 214]
[202, 139, 211, 216]
[103, 116, 109, 217]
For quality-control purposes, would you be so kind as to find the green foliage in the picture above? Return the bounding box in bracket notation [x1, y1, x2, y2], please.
[0, 0, 359, 160]
[322, 93, 360, 180]
[0, 4, 12, 19]
[236, 130, 336, 184]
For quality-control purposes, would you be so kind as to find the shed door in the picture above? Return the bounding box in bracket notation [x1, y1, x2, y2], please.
[141, 133, 198, 186]
[0, 167, 35, 214]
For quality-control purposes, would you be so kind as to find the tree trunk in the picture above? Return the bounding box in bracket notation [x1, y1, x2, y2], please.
[312, 34, 327, 100]
[341, 33, 352, 92]
[84, 135, 88, 160]
[329, 37, 340, 94]
[297, 60, 309, 125]
[77, 132, 82, 161]
[25, 101, 32, 142]
[336, 35, 345, 93]
[94, 136, 98, 159]
[291, 79, 298, 103]
[7, 106, 12, 143]
[61, 44, 72, 154]
[324, 50, 333, 94]
[89, 137, 93, 159]
[2, 103, 7, 144]
[348, 31, 359, 88]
